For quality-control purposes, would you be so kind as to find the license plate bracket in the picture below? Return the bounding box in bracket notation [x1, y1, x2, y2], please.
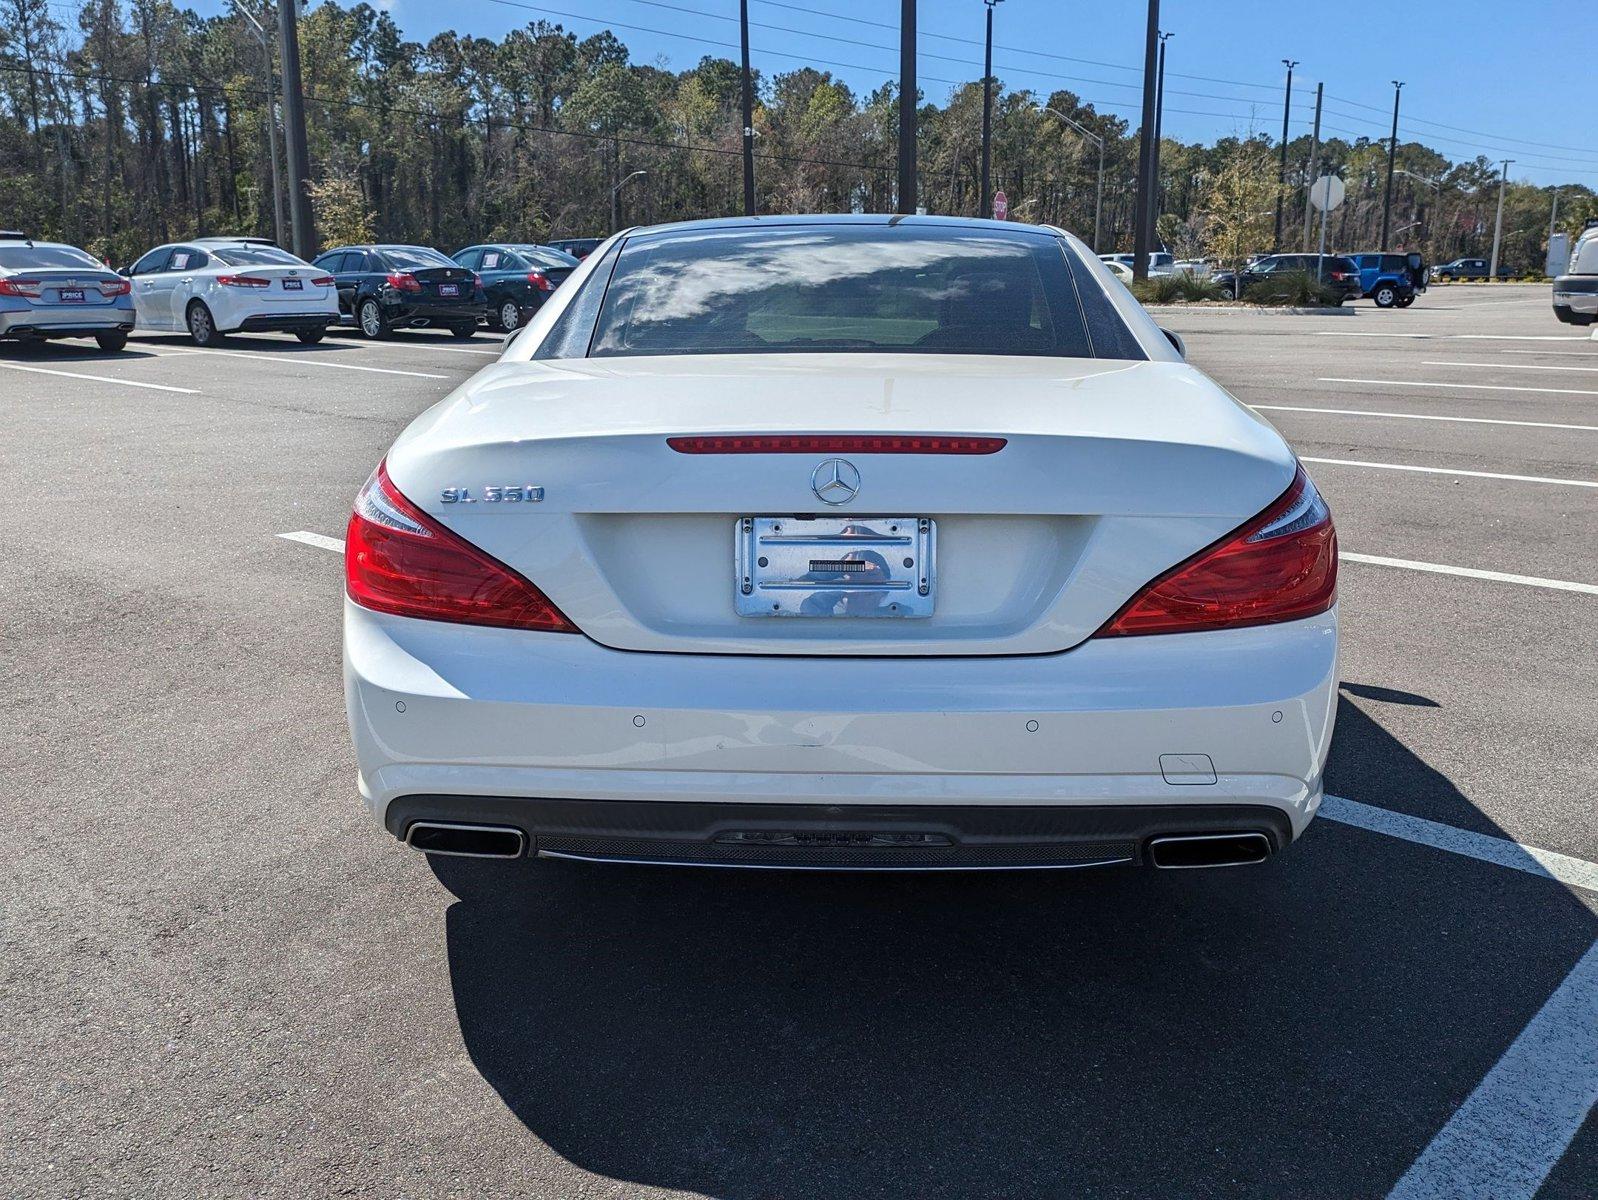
[736, 516, 935, 618]
[282, 278, 303, 290]
[59, 289, 85, 303]
[439, 283, 459, 297]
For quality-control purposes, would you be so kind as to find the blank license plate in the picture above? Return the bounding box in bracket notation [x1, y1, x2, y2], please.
[736, 516, 935, 618]
[439, 283, 459, 297]
[59, 289, 85, 303]
[281, 278, 303, 290]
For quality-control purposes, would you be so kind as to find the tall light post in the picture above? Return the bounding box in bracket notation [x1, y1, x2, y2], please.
[1489, 159, 1513, 279]
[1379, 79, 1404, 249]
[738, 0, 755, 216]
[233, 1, 285, 246]
[610, 169, 647, 232]
[1147, 31, 1172, 245]
[1131, 0, 1160, 281]
[979, 0, 1003, 218]
[1273, 58, 1298, 251]
[277, 0, 315, 258]
[1395, 167, 1442, 255]
[1044, 105, 1104, 252]
[1300, 81, 1323, 250]
[897, 0, 916, 213]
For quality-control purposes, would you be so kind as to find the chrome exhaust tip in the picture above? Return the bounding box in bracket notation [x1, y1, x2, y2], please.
[404, 821, 526, 859]
[1147, 831, 1272, 869]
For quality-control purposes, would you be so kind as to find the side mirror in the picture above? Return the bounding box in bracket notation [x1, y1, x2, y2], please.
[1161, 328, 1186, 358]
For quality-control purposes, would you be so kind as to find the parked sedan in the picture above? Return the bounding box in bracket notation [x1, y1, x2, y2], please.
[345, 215, 1339, 873]
[1212, 253, 1363, 303]
[126, 239, 336, 345]
[452, 243, 580, 331]
[313, 244, 486, 339]
[0, 231, 134, 351]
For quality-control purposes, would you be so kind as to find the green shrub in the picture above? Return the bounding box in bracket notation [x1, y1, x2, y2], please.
[1130, 272, 1225, 304]
[1242, 270, 1342, 307]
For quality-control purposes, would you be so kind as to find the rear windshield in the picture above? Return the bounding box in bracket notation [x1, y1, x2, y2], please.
[210, 245, 308, 267]
[380, 246, 455, 269]
[513, 246, 580, 268]
[0, 245, 102, 270]
[589, 226, 1109, 359]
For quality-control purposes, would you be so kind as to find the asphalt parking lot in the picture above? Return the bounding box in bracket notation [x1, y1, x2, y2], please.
[4, 285, 1595, 1198]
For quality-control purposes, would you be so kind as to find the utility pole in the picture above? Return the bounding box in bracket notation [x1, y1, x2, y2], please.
[234, 2, 285, 246]
[1489, 159, 1513, 279]
[1147, 30, 1172, 247]
[277, 0, 315, 258]
[897, 0, 916, 213]
[1044, 105, 1104, 252]
[1131, 0, 1160, 281]
[1273, 59, 1297, 251]
[1379, 80, 1403, 249]
[980, 0, 1002, 218]
[739, 0, 756, 216]
[1301, 81, 1323, 250]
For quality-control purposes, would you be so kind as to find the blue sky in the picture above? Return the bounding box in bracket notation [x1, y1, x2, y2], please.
[194, 1, 1598, 185]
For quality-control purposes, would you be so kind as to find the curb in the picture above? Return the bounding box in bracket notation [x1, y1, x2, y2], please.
[1142, 304, 1358, 316]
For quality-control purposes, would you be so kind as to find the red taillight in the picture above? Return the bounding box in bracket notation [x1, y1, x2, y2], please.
[310, 275, 335, 286]
[97, 278, 131, 296]
[217, 274, 271, 288]
[667, 435, 1008, 455]
[385, 271, 422, 292]
[0, 278, 42, 297]
[526, 270, 553, 292]
[345, 461, 578, 633]
[1096, 465, 1337, 637]
[473, 272, 484, 291]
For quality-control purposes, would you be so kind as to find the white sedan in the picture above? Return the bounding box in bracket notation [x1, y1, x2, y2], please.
[127, 237, 337, 345]
[344, 216, 1338, 872]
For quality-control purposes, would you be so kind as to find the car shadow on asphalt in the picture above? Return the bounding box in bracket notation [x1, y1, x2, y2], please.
[426, 697, 1596, 1199]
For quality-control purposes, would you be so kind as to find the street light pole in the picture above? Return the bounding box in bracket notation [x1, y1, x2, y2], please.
[233, 1, 285, 247]
[739, 0, 755, 216]
[1379, 80, 1404, 249]
[897, 0, 916, 213]
[1301, 81, 1323, 251]
[610, 169, 647, 232]
[277, 0, 315, 258]
[1044, 105, 1104, 252]
[1131, 0, 1160, 282]
[980, 0, 1002, 218]
[1148, 31, 1172, 245]
[1489, 159, 1513, 279]
[1273, 59, 1297, 252]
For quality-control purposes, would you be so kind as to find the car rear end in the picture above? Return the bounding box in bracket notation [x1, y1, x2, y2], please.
[200, 245, 337, 335]
[378, 247, 485, 329]
[0, 241, 133, 344]
[1321, 256, 1364, 301]
[1553, 232, 1598, 325]
[344, 219, 1338, 872]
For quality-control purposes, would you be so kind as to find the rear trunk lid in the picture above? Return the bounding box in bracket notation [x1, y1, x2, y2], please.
[408, 266, 476, 303]
[12, 268, 125, 308]
[246, 265, 335, 305]
[386, 354, 1296, 656]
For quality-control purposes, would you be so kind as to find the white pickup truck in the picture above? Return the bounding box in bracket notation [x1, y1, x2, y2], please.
[1553, 224, 1598, 326]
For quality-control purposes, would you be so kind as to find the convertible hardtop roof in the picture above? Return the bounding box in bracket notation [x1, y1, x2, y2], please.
[624, 212, 1065, 241]
[192, 235, 277, 246]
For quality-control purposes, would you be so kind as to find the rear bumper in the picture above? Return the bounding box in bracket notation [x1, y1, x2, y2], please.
[1552, 281, 1598, 323]
[232, 313, 337, 334]
[0, 309, 133, 338]
[345, 600, 1339, 854]
[383, 300, 488, 326]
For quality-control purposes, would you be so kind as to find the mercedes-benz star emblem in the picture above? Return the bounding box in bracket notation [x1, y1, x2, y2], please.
[811, 458, 860, 505]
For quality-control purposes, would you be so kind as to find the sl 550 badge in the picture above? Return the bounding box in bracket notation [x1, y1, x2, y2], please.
[440, 485, 544, 504]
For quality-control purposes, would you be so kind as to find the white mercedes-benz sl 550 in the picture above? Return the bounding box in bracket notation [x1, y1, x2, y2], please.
[343, 215, 1338, 872]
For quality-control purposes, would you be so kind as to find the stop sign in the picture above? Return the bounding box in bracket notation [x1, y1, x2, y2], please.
[993, 190, 1008, 221]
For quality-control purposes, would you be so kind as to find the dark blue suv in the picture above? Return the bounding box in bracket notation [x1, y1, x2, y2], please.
[1349, 252, 1427, 308]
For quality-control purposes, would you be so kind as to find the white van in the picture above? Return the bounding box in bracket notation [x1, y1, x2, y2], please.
[1552, 223, 1598, 326]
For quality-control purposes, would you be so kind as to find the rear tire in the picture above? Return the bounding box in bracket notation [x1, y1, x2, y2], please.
[186, 301, 223, 347]
[358, 297, 390, 340]
[495, 299, 523, 332]
[449, 322, 478, 340]
[1373, 284, 1398, 308]
[295, 329, 326, 344]
[94, 331, 128, 352]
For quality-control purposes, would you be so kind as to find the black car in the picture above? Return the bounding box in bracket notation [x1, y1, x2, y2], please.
[1212, 253, 1363, 304]
[452, 243, 580, 331]
[1432, 257, 1491, 282]
[546, 237, 604, 261]
[311, 244, 486, 339]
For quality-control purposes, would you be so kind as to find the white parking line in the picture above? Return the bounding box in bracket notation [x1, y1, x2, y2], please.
[1422, 359, 1598, 374]
[153, 344, 449, 380]
[1315, 332, 1589, 342]
[278, 530, 346, 553]
[1502, 350, 1598, 359]
[0, 360, 200, 394]
[1340, 553, 1598, 596]
[1302, 457, 1598, 489]
[1384, 936, 1598, 1200]
[1253, 404, 1598, 433]
[1319, 376, 1598, 398]
[1320, 796, 1598, 891]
